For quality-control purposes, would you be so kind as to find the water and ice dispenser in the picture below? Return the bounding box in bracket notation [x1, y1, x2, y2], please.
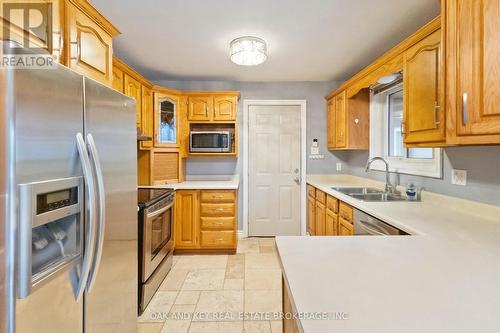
[18, 177, 84, 298]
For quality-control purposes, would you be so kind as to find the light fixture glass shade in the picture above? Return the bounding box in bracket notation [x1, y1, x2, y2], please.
[229, 36, 267, 66]
[377, 73, 400, 84]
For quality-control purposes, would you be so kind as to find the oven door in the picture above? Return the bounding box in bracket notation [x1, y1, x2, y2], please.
[190, 131, 231, 152]
[142, 197, 174, 282]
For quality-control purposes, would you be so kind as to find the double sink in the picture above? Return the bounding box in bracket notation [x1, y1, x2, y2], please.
[332, 187, 406, 202]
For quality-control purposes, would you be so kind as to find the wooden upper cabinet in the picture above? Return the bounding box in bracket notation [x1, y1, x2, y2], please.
[327, 98, 336, 149]
[124, 74, 142, 130]
[66, 1, 117, 86]
[141, 85, 153, 149]
[155, 92, 180, 147]
[214, 96, 237, 121]
[445, 0, 500, 144]
[335, 91, 347, 148]
[112, 65, 124, 92]
[329, 89, 369, 151]
[403, 29, 445, 145]
[188, 96, 212, 121]
[1, 0, 63, 62]
[175, 190, 199, 249]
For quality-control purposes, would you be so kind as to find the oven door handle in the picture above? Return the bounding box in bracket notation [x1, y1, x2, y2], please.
[146, 203, 173, 219]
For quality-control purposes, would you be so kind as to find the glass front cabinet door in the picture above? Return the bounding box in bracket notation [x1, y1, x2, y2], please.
[155, 93, 179, 147]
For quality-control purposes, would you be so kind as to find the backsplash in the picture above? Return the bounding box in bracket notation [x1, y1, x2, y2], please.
[344, 146, 500, 207]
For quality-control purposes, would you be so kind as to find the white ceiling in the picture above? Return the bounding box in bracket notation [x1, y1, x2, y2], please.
[91, 0, 440, 82]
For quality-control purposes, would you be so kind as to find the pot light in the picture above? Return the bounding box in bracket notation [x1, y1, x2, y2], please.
[229, 36, 267, 66]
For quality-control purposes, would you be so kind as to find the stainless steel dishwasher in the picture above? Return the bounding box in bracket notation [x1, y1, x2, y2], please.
[354, 209, 409, 235]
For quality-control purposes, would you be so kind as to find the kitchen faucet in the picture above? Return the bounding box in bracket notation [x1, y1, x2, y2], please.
[365, 157, 398, 194]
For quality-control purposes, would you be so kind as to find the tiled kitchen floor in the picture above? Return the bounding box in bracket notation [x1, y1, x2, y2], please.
[138, 238, 283, 333]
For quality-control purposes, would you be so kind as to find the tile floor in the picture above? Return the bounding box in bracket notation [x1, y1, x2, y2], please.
[138, 238, 283, 333]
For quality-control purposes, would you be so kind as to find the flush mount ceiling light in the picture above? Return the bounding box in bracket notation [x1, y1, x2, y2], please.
[229, 36, 267, 66]
[377, 73, 401, 85]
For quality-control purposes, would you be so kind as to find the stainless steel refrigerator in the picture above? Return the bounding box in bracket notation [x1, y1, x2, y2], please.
[0, 63, 138, 333]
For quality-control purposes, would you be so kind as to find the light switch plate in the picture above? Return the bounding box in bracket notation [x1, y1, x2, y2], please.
[336, 163, 342, 172]
[451, 169, 467, 186]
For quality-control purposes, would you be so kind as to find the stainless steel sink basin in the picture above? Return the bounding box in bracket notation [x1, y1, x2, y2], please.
[349, 193, 406, 202]
[332, 187, 405, 202]
[332, 187, 385, 195]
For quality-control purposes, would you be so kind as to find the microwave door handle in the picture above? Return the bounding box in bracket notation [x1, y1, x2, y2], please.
[85, 134, 106, 292]
[73, 133, 97, 302]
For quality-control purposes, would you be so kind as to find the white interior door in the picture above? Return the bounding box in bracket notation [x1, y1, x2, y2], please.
[248, 105, 302, 236]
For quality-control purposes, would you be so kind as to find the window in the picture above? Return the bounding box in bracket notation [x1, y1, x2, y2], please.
[369, 84, 442, 178]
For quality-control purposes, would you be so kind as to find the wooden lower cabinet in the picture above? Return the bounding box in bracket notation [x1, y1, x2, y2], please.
[174, 190, 199, 249]
[338, 217, 354, 236]
[175, 189, 237, 253]
[315, 201, 326, 236]
[307, 195, 316, 235]
[308, 185, 352, 237]
[325, 209, 338, 236]
[283, 276, 300, 333]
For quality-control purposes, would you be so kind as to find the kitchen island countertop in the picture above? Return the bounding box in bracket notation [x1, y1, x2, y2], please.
[276, 174, 500, 333]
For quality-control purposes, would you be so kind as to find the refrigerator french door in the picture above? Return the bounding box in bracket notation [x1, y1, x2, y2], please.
[2, 64, 137, 333]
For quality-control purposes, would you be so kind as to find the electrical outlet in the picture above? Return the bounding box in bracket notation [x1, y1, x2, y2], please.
[336, 163, 342, 172]
[451, 169, 467, 186]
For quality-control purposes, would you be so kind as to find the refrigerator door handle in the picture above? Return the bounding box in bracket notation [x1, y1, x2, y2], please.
[85, 133, 106, 292]
[74, 133, 98, 302]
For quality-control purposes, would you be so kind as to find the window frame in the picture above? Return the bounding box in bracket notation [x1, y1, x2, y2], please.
[369, 84, 443, 179]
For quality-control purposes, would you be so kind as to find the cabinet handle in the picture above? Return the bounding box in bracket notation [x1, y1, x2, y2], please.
[462, 93, 468, 125]
[212, 195, 224, 199]
[434, 101, 441, 127]
[401, 122, 406, 136]
[212, 208, 224, 212]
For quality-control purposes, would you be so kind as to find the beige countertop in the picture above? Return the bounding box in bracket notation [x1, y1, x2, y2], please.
[142, 175, 240, 190]
[276, 174, 500, 333]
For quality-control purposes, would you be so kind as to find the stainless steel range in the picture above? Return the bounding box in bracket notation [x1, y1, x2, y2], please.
[137, 188, 175, 314]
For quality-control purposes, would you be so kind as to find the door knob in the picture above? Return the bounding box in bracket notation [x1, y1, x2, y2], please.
[294, 177, 301, 185]
[294, 168, 299, 174]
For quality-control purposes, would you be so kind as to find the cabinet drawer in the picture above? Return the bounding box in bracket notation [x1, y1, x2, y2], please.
[338, 217, 354, 236]
[200, 231, 235, 248]
[339, 202, 353, 222]
[315, 190, 326, 204]
[326, 195, 338, 213]
[200, 217, 235, 231]
[307, 185, 316, 198]
[200, 190, 236, 203]
[200, 203, 235, 217]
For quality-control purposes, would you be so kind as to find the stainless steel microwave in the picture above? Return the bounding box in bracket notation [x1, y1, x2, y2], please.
[190, 131, 232, 153]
